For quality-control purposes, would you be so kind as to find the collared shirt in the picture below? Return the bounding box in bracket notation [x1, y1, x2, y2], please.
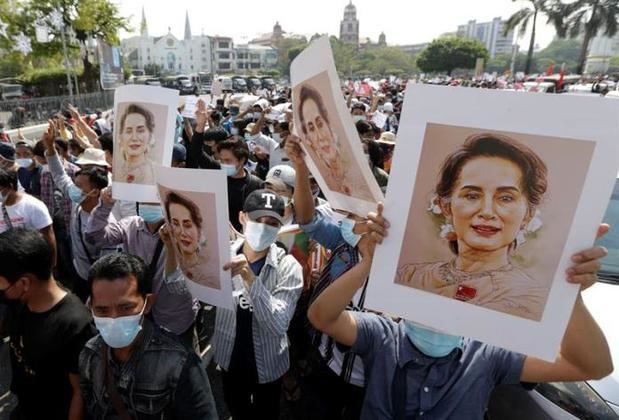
[40, 160, 78, 231]
[47, 153, 114, 279]
[85, 201, 197, 335]
[351, 312, 525, 420]
[300, 214, 367, 386]
[213, 239, 303, 384]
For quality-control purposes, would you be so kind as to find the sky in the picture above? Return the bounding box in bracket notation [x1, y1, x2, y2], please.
[116, 0, 557, 50]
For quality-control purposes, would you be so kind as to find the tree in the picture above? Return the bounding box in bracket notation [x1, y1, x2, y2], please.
[277, 36, 308, 77]
[535, 38, 580, 72]
[416, 37, 489, 76]
[553, 0, 619, 74]
[504, 0, 557, 75]
[143, 63, 162, 77]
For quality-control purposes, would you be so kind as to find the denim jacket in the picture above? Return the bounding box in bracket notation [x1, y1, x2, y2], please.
[79, 319, 218, 420]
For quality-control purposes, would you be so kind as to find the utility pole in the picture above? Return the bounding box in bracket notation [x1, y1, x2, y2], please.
[60, 23, 74, 101]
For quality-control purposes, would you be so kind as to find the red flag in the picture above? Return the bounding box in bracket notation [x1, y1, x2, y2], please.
[546, 64, 555, 76]
[557, 63, 566, 91]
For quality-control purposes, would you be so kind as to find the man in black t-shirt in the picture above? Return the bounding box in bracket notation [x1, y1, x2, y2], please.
[0, 228, 95, 420]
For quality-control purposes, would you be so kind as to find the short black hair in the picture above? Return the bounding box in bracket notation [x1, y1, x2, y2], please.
[54, 138, 69, 153]
[216, 138, 249, 164]
[0, 167, 18, 190]
[99, 132, 113, 155]
[75, 167, 109, 190]
[210, 110, 222, 122]
[0, 228, 53, 283]
[204, 127, 229, 142]
[278, 122, 290, 132]
[355, 120, 373, 135]
[33, 140, 46, 158]
[88, 253, 151, 296]
[351, 102, 366, 112]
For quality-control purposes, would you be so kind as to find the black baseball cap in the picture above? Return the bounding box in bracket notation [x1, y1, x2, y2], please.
[243, 189, 285, 224]
[0, 143, 15, 161]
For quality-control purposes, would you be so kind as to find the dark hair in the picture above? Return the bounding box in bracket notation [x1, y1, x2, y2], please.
[298, 84, 330, 135]
[88, 253, 151, 296]
[68, 139, 85, 155]
[437, 133, 548, 254]
[33, 140, 46, 158]
[216, 138, 249, 165]
[278, 121, 290, 132]
[210, 110, 222, 122]
[204, 127, 229, 142]
[351, 102, 366, 112]
[119, 104, 155, 133]
[54, 138, 69, 153]
[355, 120, 373, 136]
[0, 167, 18, 190]
[15, 141, 32, 152]
[367, 140, 384, 169]
[0, 228, 53, 283]
[75, 167, 109, 190]
[164, 191, 203, 230]
[99, 132, 114, 155]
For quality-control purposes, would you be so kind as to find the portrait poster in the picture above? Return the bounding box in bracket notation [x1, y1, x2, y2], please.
[112, 85, 178, 202]
[181, 95, 213, 119]
[366, 84, 619, 361]
[154, 165, 233, 309]
[98, 41, 124, 90]
[291, 36, 383, 216]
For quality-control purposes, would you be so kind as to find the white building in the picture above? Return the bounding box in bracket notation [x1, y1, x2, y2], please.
[585, 33, 619, 73]
[457, 17, 515, 58]
[122, 9, 213, 74]
[122, 8, 278, 75]
[339, 1, 360, 47]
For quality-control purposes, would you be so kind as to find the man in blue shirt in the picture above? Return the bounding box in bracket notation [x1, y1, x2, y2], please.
[309, 203, 614, 420]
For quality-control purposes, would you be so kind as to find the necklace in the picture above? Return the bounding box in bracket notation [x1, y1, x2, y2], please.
[438, 260, 512, 285]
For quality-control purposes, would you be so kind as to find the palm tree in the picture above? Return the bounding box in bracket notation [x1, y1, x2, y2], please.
[504, 0, 554, 74]
[551, 0, 619, 74]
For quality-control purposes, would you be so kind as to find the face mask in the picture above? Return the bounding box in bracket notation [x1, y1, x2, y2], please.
[221, 163, 239, 177]
[378, 105, 384, 112]
[244, 220, 280, 252]
[244, 133, 252, 142]
[340, 217, 361, 247]
[281, 195, 290, 207]
[352, 115, 365, 123]
[68, 184, 87, 204]
[138, 204, 164, 224]
[93, 300, 147, 349]
[268, 125, 274, 134]
[253, 112, 263, 120]
[16, 158, 32, 168]
[231, 127, 239, 136]
[404, 321, 463, 358]
[272, 133, 282, 143]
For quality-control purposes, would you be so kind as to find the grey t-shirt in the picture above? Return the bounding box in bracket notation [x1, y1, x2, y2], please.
[351, 312, 525, 419]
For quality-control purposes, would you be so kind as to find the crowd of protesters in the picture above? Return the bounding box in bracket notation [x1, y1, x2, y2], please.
[0, 79, 613, 420]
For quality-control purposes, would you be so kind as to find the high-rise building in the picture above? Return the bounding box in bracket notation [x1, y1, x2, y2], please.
[456, 17, 515, 58]
[339, 1, 359, 47]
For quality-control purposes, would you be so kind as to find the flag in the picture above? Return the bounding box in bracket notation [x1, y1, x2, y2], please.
[557, 63, 566, 91]
[546, 64, 555, 76]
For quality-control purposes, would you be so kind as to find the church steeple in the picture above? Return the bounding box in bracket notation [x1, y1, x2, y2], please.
[184, 10, 192, 40]
[140, 6, 148, 37]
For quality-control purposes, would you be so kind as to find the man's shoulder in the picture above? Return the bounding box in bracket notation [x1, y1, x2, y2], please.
[246, 173, 264, 189]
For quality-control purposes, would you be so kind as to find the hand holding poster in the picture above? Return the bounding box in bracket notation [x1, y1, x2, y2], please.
[154, 165, 233, 309]
[291, 36, 383, 216]
[366, 84, 619, 360]
[112, 85, 178, 202]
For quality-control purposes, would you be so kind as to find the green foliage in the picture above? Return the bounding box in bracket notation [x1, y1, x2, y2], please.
[276, 36, 308, 77]
[21, 66, 83, 96]
[143, 63, 163, 77]
[416, 37, 489, 75]
[263, 69, 281, 77]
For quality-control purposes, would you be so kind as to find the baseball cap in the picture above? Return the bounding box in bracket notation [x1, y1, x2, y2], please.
[0, 142, 15, 161]
[172, 143, 186, 162]
[383, 102, 394, 113]
[266, 165, 296, 190]
[243, 189, 286, 224]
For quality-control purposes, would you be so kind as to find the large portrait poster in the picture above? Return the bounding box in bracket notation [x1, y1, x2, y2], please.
[98, 41, 124, 90]
[112, 85, 178, 202]
[367, 84, 619, 360]
[291, 37, 383, 216]
[154, 165, 233, 309]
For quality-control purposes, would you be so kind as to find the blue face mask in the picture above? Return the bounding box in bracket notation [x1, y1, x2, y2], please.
[404, 321, 463, 358]
[93, 301, 147, 349]
[340, 217, 361, 247]
[138, 204, 164, 224]
[221, 163, 238, 177]
[68, 184, 87, 204]
[16, 158, 33, 168]
[244, 220, 280, 252]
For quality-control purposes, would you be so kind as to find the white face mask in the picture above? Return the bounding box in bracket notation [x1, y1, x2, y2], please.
[272, 133, 282, 143]
[253, 112, 263, 120]
[244, 220, 280, 252]
[231, 127, 239, 136]
[352, 115, 366, 123]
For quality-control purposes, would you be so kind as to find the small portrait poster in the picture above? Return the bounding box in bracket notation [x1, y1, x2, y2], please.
[113, 85, 178, 202]
[367, 84, 619, 360]
[154, 165, 233, 309]
[291, 36, 383, 216]
[98, 41, 124, 90]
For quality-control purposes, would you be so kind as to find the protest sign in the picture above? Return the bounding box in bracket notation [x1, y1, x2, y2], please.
[291, 36, 383, 216]
[98, 42, 124, 90]
[155, 165, 233, 309]
[366, 84, 619, 361]
[112, 85, 178, 202]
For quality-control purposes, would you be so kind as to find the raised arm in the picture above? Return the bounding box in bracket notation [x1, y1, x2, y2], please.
[43, 121, 75, 196]
[286, 135, 314, 224]
[521, 225, 613, 382]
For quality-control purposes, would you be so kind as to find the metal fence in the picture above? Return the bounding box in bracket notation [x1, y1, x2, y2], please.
[0, 91, 114, 128]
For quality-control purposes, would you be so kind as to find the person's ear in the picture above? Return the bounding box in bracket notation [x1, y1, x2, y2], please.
[238, 211, 247, 229]
[144, 293, 155, 314]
